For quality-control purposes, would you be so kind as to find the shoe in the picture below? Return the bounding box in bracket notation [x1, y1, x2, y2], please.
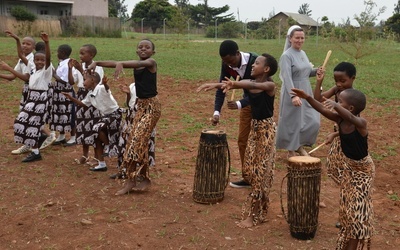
[52, 139, 66, 145]
[335, 222, 341, 228]
[11, 145, 31, 155]
[37, 133, 48, 149]
[229, 179, 251, 188]
[22, 152, 42, 162]
[40, 135, 56, 150]
[63, 141, 76, 147]
[89, 165, 108, 172]
[109, 172, 125, 179]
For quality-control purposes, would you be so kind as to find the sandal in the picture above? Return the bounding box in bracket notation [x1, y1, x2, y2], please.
[74, 156, 88, 164]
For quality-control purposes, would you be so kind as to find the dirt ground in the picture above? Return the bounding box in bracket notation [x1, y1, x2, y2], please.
[0, 75, 399, 249]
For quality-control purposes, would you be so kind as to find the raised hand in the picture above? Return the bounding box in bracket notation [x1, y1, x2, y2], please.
[40, 32, 49, 42]
[5, 30, 19, 40]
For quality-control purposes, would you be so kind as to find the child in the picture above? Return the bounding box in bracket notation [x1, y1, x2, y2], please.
[88, 39, 161, 195]
[197, 53, 278, 228]
[62, 73, 123, 172]
[314, 62, 357, 185]
[69, 44, 103, 164]
[51, 44, 78, 146]
[291, 88, 375, 250]
[0, 32, 52, 162]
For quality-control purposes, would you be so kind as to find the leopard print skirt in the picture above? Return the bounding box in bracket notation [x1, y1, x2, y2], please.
[120, 96, 161, 180]
[336, 155, 375, 249]
[326, 136, 345, 185]
[241, 118, 276, 225]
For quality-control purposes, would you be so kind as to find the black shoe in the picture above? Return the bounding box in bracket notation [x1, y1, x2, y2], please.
[89, 165, 108, 172]
[22, 152, 42, 162]
[52, 139, 66, 145]
[37, 133, 48, 148]
[109, 172, 125, 179]
[335, 222, 341, 228]
[229, 179, 251, 188]
[63, 141, 76, 147]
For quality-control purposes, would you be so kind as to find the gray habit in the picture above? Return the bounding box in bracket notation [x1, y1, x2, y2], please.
[276, 47, 320, 151]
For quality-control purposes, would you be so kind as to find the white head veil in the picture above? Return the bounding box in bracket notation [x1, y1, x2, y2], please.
[283, 25, 302, 52]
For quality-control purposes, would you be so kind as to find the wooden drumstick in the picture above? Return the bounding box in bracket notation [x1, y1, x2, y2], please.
[230, 75, 240, 101]
[322, 50, 332, 69]
[308, 142, 326, 154]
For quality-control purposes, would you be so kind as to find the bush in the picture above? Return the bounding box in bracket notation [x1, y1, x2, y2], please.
[11, 6, 37, 22]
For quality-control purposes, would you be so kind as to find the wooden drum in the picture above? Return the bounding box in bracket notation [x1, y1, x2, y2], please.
[193, 129, 230, 204]
[281, 156, 321, 240]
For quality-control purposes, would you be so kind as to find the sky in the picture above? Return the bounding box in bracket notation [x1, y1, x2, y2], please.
[125, 0, 397, 25]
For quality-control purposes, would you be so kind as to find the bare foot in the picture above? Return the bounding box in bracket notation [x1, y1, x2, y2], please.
[115, 179, 136, 196]
[133, 177, 151, 191]
[236, 217, 254, 228]
[296, 146, 309, 156]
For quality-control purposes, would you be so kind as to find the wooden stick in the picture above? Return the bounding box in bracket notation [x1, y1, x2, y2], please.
[230, 75, 240, 101]
[308, 142, 326, 154]
[322, 50, 332, 69]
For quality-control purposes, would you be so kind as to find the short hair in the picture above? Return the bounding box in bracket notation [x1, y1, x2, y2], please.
[261, 53, 278, 77]
[334, 62, 356, 78]
[342, 88, 366, 114]
[87, 72, 101, 84]
[82, 44, 97, 57]
[219, 40, 238, 57]
[23, 36, 36, 45]
[58, 44, 72, 57]
[139, 39, 155, 51]
[35, 41, 45, 52]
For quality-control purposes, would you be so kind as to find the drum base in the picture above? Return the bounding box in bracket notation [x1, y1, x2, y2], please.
[290, 231, 316, 240]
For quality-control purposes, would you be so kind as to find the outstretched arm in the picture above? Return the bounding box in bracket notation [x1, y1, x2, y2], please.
[5, 30, 28, 66]
[62, 92, 86, 107]
[0, 60, 29, 82]
[89, 58, 156, 79]
[40, 33, 51, 69]
[197, 82, 223, 92]
[291, 88, 341, 123]
[222, 78, 275, 92]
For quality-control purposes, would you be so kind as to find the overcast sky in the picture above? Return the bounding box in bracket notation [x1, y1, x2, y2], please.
[125, 0, 397, 25]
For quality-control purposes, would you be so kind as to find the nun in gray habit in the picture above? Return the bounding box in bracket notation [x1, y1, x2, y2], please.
[276, 25, 320, 157]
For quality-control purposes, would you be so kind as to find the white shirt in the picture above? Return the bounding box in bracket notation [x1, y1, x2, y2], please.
[79, 62, 104, 88]
[15, 53, 35, 77]
[82, 84, 119, 115]
[128, 82, 137, 108]
[29, 65, 53, 90]
[230, 52, 250, 78]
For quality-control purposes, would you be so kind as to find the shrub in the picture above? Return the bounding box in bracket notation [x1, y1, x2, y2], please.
[10, 6, 37, 22]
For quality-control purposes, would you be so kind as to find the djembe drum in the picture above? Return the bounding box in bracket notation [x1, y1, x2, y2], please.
[281, 156, 321, 240]
[192, 129, 230, 204]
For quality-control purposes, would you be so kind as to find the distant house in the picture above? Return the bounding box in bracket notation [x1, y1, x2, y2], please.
[0, 0, 108, 18]
[268, 12, 320, 32]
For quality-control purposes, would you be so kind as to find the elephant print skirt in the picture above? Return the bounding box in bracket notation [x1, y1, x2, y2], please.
[14, 89, 48, 147]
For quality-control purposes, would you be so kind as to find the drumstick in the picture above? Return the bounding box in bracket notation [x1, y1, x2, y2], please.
[322, 50, 332, 69]
[308, 142, 326, 154]
[230, 76, 240, 101]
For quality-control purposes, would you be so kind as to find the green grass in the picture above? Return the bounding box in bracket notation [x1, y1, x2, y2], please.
[1, 32, 398, 101]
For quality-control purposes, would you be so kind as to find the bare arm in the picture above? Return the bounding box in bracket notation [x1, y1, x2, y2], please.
[5, 30, 28, 65]
[223, 78, 275, 92]
[197, 82, 224, 92]
[40, 33, 51, 69]
[61, 92, 87, 107]
[90, 58, 156, 79]
[0, 60, 29, 82]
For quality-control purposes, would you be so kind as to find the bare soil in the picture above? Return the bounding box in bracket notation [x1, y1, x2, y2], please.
[0, 76, 399, 249]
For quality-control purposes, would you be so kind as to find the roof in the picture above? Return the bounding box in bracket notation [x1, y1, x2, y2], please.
[277, 12, 319, 26]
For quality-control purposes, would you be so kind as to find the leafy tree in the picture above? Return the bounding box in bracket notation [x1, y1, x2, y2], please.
[298, 3, 312, 16]
[11, 6, 37, 21]
[189, 1, 235, 27]
[167, 6, 189, 36]
[109, 0, 128, 20]
[132, 0, 175, 34]
[385, 14, 400, 40]
[395, 0, 400, 14]
[354, 0, 386, 27]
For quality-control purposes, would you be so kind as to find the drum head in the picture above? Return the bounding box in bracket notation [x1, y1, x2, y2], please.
[288, 156, 320, 164]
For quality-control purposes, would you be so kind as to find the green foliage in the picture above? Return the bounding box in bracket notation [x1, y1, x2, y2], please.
[298, 3, 312, 16]
[10, 6, 37, 22]
[218, 22, 240, 38]
[385, 13, 400, 41]
[189, 1, 235, 27]
[132, 0, 175, 34]
[109, 0, 128, 20]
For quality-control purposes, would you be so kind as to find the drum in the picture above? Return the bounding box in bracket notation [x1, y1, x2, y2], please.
[280, 156, 321, 240]
[192, 129, 230, 204]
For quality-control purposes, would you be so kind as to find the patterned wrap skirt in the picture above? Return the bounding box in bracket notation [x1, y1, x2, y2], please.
[75, 87, 101, 145]
[50, 81, 74, 133]
[19, 82, 29, 111]
[14, 89, 48, 147]
[336, 155, 375, 250]
[326, 136, 345, 185]
[241, 118, 276, 225]
[120, 96, 161, 180]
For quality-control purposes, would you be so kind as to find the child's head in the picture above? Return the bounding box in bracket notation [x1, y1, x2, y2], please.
[339, 88, 366, 115]
[79, 44, 97, 64]
[35, 41, 45, 52]
[21, 36, 35, 56]
[33, 51, 46, 70]
[57, 44, 72, 60]
[219, 40, 241, 68]
[136, 39, 155, 60]
[83, 72, 101, 90]
[333, 62, 356, 91]
[252, 53, 278, 78]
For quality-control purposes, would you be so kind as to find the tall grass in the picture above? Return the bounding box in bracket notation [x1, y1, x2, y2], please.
[0, 32, 399, 102]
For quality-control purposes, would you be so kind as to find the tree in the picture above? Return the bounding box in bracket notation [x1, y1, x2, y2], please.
[394, 0, 400, 14]
[189, 1, 235, 27]
[298, 3, 312, 16]
[132, 0, 175, 34]
[354, 0, 386, 27]
[109, 0, 128, 20]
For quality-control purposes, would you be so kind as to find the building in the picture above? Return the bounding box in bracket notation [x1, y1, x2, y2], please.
[269, 12, 320, 31]
[0, 0, 108, 18]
